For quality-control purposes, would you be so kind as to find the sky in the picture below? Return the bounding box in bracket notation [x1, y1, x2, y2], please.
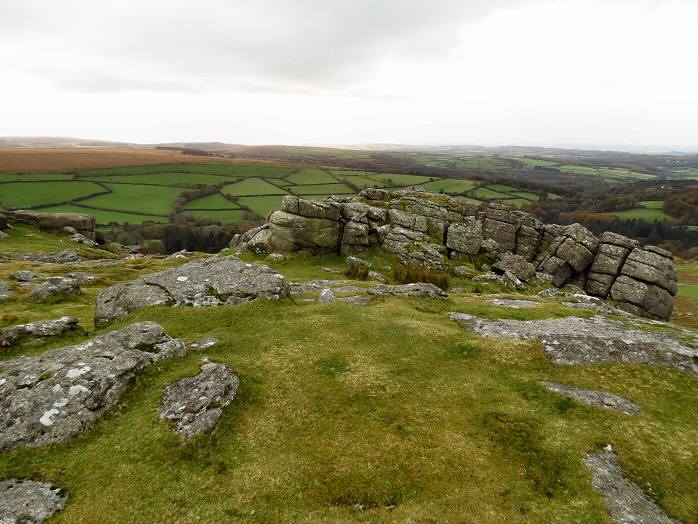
[1, 0, 697, 149]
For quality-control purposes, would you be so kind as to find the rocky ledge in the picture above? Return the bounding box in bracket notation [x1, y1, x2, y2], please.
[0, 322, 186, 450]
[232, 189, 678, 320]
[94, 256, 290, 326]
[449, 313, 698, 376]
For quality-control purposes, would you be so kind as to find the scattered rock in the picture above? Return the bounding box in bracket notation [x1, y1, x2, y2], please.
[488, 298, 540, 309]
[70, 232, 97, 247]
[157, 362, 239, 440]
[0, 317, 82, 347]
[0, 282, 10, 301]
[11, 271, 41, 282]
[290, 280, 350, 296]
[0, 322, 186, 450]
[367, 270, 386, 282]
[585, 447, 678, 523]
[540, 381, 640, 415]
[453, 266, 474, 279]
[341, 296, 370, 307]
[65, 271, 96, 283]
[318, 288, 337, 303]
[18, 249, 85, 264]
[95, 256, 290, 326]
[167, 249, 194, 259]
[265, 252, 285, 262]
[346, 255, 371, 269]
[0, 230, 8, 240]
[473, 271, 525, 290]
[367, 283, 448, 299]
[189, 338, 220, 351]
[29, 277, 80, 300]
[492, 252, 536, 282]
[0, 479, 67, 523]
[448, 313, 698, 375]
[561, 294, 634, 317]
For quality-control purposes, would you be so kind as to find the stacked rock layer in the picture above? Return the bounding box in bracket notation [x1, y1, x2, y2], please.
[233, 188, 677, 320]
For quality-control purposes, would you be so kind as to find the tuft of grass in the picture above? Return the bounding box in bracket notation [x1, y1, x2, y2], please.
[391, 264, 450, 290]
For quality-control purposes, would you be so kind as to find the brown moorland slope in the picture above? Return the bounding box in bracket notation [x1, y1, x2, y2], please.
[0, 147, 248, 172]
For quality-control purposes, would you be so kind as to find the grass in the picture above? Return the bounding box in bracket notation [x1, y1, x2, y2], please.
[0, 181, 106, 209]
[222, 178, 287, 196]
[289, 184, 354, 195]
[472, 187, 511, 200]
[285, 169, 338, 185]
[237, 195, 286, 217]
[182, 193, 239, 210]
[182, 209, 247, 223]
[0, 173, 73, 182]
[610, 208, 669, 221]
[79, 184, 184, 216]
[81, 172, 238, 186]
[0, 229, 697, 522]
[638, 200, 665, 210]
[419, 179, 476, 193]
[39, 205, 166, 225]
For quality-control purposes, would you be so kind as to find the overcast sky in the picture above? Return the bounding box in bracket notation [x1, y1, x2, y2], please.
[1, 0, 697, 148]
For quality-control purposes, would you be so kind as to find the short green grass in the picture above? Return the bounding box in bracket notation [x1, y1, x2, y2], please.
[81, 172, 238, 186]
[182, 209, 247, 223]
[419, 178, 476, 193]
[0, 228, 697, 522]
[39, 205, 166, 225]
[222, 178, 287, 196]
[237, 195, 286, 217]
[182, 193, 239, 210]
[0, 181, 106, 209]
[610, 208, 669, 221]
[289, 183, 354, 195]
[79, 184, 184, 216]
[285, 169, 338, 185]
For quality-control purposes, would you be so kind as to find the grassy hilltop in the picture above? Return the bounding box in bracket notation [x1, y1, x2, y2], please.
[0, 222, 697, 522]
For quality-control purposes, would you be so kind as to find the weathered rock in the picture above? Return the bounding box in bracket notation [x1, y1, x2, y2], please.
[561, 294, 634, 318]
[268, 211, 340, 252]
[318, 288, 337, 303]
[11, 210, 96, 240]
[18, 249, 85, 264]
[446, 218, 482, 256]
[492, 252, 536, 282]
[367, 271, 386, 282]
[0, 479, 67, 523]
[585, 447, 678, 523]
[0, 317, 82, 347]
[290, 279, 350, 295]
[342, 296, 370, 307]
[473, 271, 525, 290]
[265, 252, 285, 262]
[189, 338, 220, 351]
[70, 232, 97, 247]
[281, 194, 341, 221]
[453, 266, 474, 279]
[11, 271, 41, 282]
[621, 248, 677, 296]
[381, 225, 446, 270]
[448, 313, 698, 375]
[158, 362, 238, 440]
[340, 221, 370, 254]
[229, 224, 269, 252]
[65, 271, 96, 283]
[95, 256, 289, 326]
[610, 276, 674, 320]
[367, 283, 447, 299]
[0, 282, 10, 301]
[346, 255, 371, 269]
[540, 382, 640, 414]
[0, 322, 186, 449]
[29, 277, 80, 300]
[489, 298, 539, 309]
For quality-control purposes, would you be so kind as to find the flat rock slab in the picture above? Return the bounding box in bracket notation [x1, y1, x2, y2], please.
[449, 313, 698, 376]
[189, 338, 220, 351]
[18, 249, 85, 264]
[585, 448, 678, 523]
[0, 316, 82, 348]
[0, 322, 186, 450]
[290, 280, 350, 296]
[0, 479, 67, 524]
[367, 283, 448, 299]
[540, 381, 640, 415]
[489, 298, 540, 309]
[158, 362, 239, 440]
[29, 277, 80, 300]
[95, 256, 290, 326]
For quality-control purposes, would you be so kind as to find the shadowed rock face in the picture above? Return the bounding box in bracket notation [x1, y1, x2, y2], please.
[158, 362, 239, 440]
[0, 479, 68, 523]
[0, 322, 186, 450]
[585, 448, 679, 524]
[0, 316, 82, 347]
[234, 190, 678, 319]
[94, 256, 290, 326]
[448, 312, 698, 375]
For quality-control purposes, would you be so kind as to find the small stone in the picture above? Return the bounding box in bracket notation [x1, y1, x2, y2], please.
[29, 277, 81, 300]
[266, 253, 285, 262]
[367, 271, 386, 282]
[11, 271, 41, 282]
[189, 338, 220, 351]
[318, 288, 337, 303]
[453, 266, 474, 279]
[0, 479, 67, 523]
[346, 255, 371, 269]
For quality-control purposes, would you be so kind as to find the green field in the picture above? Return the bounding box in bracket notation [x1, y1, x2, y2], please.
[0, 173, 73, 182]
[638, 200, 664, 209]
[419, 179, 476, 193]
[611, 208, 669, 221]
[183, 209, 247, 222]
[286, 169, 338, 185]
[471, 187, 510, 200]
[79, 185, 183, 216]
[0, 181, 106, 209]
[40, 204, 166, 225]
[82, 172, 238, 186]
[511, 191, 540, 201]
[238, 195, 287, 217]
[290, 183, 354, 195]
[222, 178, 287, 196]
[182, 193, 239, 210]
